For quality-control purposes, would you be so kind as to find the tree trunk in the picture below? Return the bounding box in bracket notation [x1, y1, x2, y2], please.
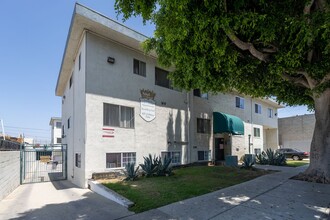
[295, 88, 330, 183]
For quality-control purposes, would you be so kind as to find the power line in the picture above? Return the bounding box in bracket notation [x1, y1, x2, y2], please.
[4, 126, 50, 131]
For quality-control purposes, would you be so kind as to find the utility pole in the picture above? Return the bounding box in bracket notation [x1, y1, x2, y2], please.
[0, 119, 5, 140]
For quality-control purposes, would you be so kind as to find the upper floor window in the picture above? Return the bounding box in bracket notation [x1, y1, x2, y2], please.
[56, 138, 62, 144]
[254, 127, 261, 138]
[55, 122, 62, 129]
[193, 89, 208, 99]
[103, 103, 134, 128]
[133, 59, 146, 77]
[69, 74, 73, 89]
[235, 97, 244, 109]
[197, 118, 211, 134]
[268, 108, 274, 118]
[78, 53, 81, 70]
[255, 104, 262, 114]
[155, 67, 172, 89]
[67, 117, 71, 129]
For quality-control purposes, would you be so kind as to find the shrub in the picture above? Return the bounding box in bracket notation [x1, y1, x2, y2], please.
[241, 155, 255, 169]
[156, 156, 172, 176]
[256, 149, 286, 166]
[124, 163, 139, 181]
[140, 154, 159, 177]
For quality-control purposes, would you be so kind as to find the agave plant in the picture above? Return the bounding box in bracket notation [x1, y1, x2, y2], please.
[124, 163, 139, 181]
[241, 154, 255, 169]
[156, 156, 172, 176]
[140, 154, 159, 177]
[256, 149, 286, 166]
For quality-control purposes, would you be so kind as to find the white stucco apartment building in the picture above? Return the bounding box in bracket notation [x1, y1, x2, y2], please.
[56, 4, 282, 188]
[49, 117, 62, 144]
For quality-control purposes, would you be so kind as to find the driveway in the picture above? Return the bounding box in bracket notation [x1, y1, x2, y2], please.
[0, 180, 134, 220]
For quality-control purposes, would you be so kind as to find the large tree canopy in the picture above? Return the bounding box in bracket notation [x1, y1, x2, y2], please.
[115, 0, 330, 183]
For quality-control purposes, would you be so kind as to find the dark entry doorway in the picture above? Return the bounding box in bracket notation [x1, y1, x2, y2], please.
[215, 138, 225, 161]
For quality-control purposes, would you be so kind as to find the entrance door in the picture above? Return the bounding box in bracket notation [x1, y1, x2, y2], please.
[215, 138, 225, 161]
[20, 144, 67, 184]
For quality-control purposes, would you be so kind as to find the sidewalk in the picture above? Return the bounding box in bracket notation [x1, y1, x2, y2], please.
[122, 165, 330, 220]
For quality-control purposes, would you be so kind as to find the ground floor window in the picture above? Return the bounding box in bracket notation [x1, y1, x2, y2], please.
[106, 152, 136, 168]
[161, 151, 181, 164]
[254, 148, 261, 155]
[198, 150, 211, 161]
[75, 153, 81, 168]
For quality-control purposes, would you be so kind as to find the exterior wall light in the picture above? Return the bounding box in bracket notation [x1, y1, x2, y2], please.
[107, 57, 115, 64]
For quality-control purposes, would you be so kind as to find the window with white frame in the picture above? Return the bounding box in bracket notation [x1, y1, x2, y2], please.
[255, 103, 262, 114]
[161, 151, 181, 164]
[254, 127, 261, 138]
[198, 150, 211, 161]
[133, 59, 146, 77]
[235, 97, 244, 109]
[103, 103, 134, 128]
[55, 122, 62, 129]
[197, 118, 211, 134]
[254, 148, 261, 155]
[106, 152, 136, 168]
[67, 117, 71, 129]
[155, 67, 172, 89]
[193, 89, 208, 99]
[56, 138, 61, 144]
[268, 108, 273, 118]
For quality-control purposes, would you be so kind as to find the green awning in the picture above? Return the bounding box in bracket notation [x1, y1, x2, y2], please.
[213, 112, 244, 135]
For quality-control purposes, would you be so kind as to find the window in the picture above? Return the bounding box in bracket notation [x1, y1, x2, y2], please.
[254, 127, 261, 138]
[255, 104, 262, 114]
[155, 67, 172, 89]
[198, 151, 211, 161]
[106, 152, 136, 168]
[69, 73, 73, 88]
[268, 108, 273, 118]
[133, 59, 146, 77]
[193, 89, 208, 99]
[55, 122, 62, 129]
[62, 125, 64, 137]
[197, 118, 211, 134]
[254, 148, 261, 155]
[235, 97, 244, 109]
[75, 153, 81, 168]
[56, 138, 62, 144]
[67, 117, 70, 129]
[103, 103, 134, 128]
[161, 151, 181, 164]
[78, 53, 81, 70]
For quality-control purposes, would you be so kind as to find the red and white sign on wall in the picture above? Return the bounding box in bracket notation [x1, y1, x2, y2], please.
[102, 128, 115, 138]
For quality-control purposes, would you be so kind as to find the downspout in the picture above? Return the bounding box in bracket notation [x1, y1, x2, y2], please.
[186, 92, 191, 164]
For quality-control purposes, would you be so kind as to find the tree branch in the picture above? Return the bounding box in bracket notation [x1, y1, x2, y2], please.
[224, 29, 270, 62]
[304, 0, 315, 63]
[282, 73, 310, 89]
[320, 73, 330, 85]
[296, 70, 317, 88]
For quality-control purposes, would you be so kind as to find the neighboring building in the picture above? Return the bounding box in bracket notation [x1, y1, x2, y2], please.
[56, 4, 283, 188]
[49, 117, 62, 144]
[278, 114, 315, 152]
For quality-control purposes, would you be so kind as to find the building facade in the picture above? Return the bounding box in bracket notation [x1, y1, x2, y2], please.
[56, 4, 282, 188]
[278, 114, 315, 152]
[49, 117, 62, 145]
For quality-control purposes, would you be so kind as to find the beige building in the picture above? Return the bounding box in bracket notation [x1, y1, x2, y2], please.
[56, 4, 282, 188]
[278, 114, 315, 152]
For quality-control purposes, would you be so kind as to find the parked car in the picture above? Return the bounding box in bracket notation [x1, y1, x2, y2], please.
[276, 148, 309, 160]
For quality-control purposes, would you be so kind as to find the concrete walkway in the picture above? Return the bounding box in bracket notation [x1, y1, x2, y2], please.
[0, 180, 133, 220]
[0, 165, 329, 219]
[122, 165, 330, 220]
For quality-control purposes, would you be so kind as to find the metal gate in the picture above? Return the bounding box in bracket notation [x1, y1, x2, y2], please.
[20, 144, 67, 184]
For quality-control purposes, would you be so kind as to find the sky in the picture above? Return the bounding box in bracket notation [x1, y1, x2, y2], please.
[0, 0, 313, 143]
